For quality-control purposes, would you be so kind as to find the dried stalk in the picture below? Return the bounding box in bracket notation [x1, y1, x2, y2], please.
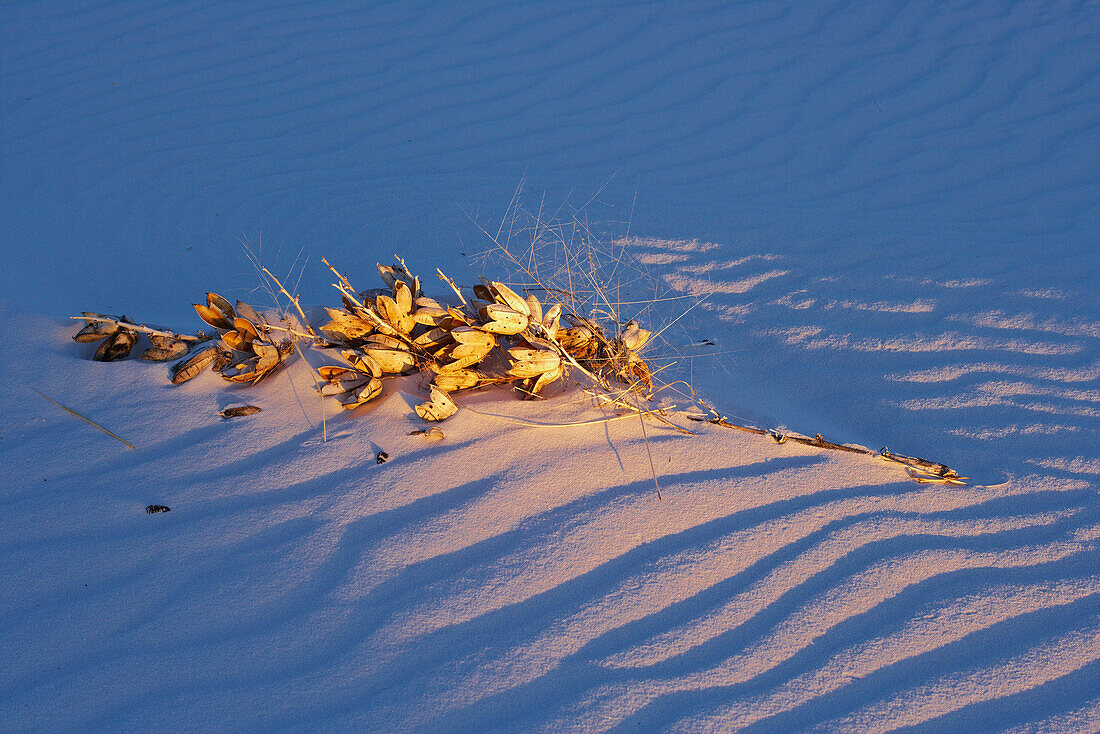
[70, 315, 207, 343]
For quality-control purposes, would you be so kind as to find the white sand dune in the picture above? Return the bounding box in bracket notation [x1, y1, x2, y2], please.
[1, 1, 1097, 731]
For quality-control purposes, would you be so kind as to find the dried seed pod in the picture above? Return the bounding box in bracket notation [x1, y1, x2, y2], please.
[412, 326, 452, 351]
[412, 306, 451, 327]
[487, 280, 529, 317]
[449, 340, 493, 361]
[451, 327, 496, 350]
[338, 349, 383, 378]
[377, 263, 398, 290]
[525, 294, 543, 324]
[195, 304, 232, 330]
[528, 363, 564, 397]
[414, 296, 443, 309]
[141, 335, 190, 361]
[415, 385, 458, 422]
[206, 293, 235, 320]
[364, 347, 416, 374]
[220, 405, 262, 419]
[210, 346, 233, 372]
[233, 318, 260, 343]
[342, 377, 383, 409]
[221, 342, 286, 384]
[319, 308, 374, 344]
[74, 319, 119, 343]
[507, 348, 561, 378]
[194, 293, 235, 330]
[542, 303, 562, 339]
[171, 345, 220, 384]
[479, 304, 528, 335]
[394, 280, 413, 318]
[472, 283, 493, 302]
[620, 321, 651, 352]
[234, 301, 266, 327]
[364, 333, 407, 350]
[432, 369, 482, 392]
[93, 328, 137, 362]
[222, 330, 253, 353]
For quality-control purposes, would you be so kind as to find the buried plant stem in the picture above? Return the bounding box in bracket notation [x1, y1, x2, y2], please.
[34, 389, 136, 449]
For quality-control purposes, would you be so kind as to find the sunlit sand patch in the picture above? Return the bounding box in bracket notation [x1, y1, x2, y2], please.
[1017, 288, 1068, 300]
[664, 269, 790, 296]
[949, 423, 1081, 439]
[950, 310, 1100, 339]
[617, 236, 722, 254]
[684, 576, 1100, 732]
[1029, 456, 1100, 475]
[824, 299, 936, 313]
[602, 503, 1079, 671]
[699, 301, 755, 322]
[771, 291, 817, 309]
[763, 327, 1081, 355]
[889, 360, 1100, 384]
[821, 617, 1100, 733]
[675, 254, 782, 275]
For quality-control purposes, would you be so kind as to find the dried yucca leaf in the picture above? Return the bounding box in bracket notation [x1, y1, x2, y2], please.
[415, 385, 458, 422]
[94, 328, 137, 362]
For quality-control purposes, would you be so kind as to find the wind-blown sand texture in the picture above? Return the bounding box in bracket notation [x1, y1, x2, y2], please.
[1, 1, 1097, 731]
